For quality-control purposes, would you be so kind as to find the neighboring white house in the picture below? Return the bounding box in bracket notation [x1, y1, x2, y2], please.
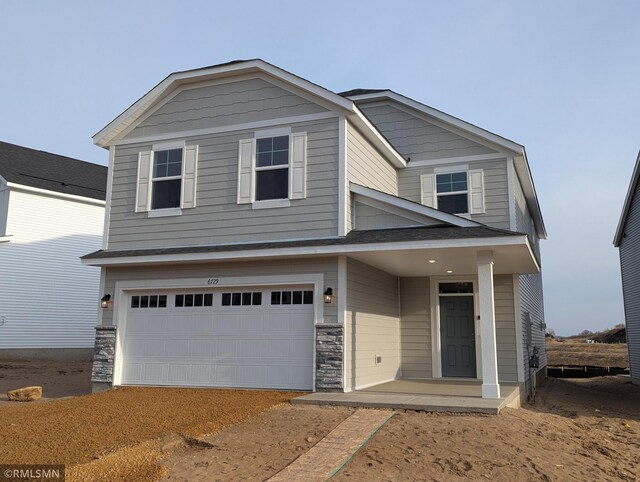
[0, 141, 106, 357]
[614, 150, 640, 385]
[83, 60, 547, 404]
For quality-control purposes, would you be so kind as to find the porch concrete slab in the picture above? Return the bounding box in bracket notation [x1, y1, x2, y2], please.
[293, 380, 522, 414]
[268, 409, 394, 481]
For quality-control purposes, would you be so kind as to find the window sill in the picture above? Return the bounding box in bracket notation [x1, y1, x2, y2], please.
[148, 208, 182, 218]
[252, 199, 291, 210]
[0, 235, 11, 243]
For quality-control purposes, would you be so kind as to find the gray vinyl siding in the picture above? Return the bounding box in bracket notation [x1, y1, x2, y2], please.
[398, 159, 511, 230]
[399, 277, 432, 379]
[344, 258, 400, 390]
[125, 77, 328, 139]
[346, 121, 398, 232]
[619, 184, 640, 382]
[100, 257, 338, 326]
[0, 179, 8, 236]
[515, 175, 541, 260]
[353, 201, 428, 230]
[357, 101, 498, 161]
[108, 117, 339, 250]
[494, 274, 518, 382]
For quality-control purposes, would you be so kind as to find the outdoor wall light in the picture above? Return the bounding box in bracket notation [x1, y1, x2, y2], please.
[100, 294, 112, 309]
[446, 270, 454, 274]
[323, 288, 334, 304]
[428, 259, 437, 264]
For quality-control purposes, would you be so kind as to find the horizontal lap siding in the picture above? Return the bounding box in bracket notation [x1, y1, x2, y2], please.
[345, 259, 400, 389]
[108, 118, 339, 250]
[125, 77, 328, 139]
[353, 201, 424, 230]
[0, 190, 103, 348]
[346, 121, 398, 232]
[494, 275, 518, 382]
[398, 159, 511, 230]
[399, 277, 431, 378]
[102, 257, 338, 326]
[358, 102, 496, 161]
[619, 186, 640, 382]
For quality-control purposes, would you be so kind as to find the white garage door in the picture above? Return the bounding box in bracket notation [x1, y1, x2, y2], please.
[119, 287, 315, 390]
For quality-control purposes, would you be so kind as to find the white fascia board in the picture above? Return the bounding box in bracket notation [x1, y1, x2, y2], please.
[93, 59, 355, 148]
[614, 150, 640, 246]
[513, 150, 547, 239]
[348, 108, 406, 168]
[348, 91, 525, 155]
[81, 235, 529, 267]
[6, 182, 106, 207]
[350, 183, 480, 227]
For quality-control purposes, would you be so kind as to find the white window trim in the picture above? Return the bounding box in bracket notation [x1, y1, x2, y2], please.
[149, 142, 185, 215]
[434, 164, 471, 216]
[252, 130, 291, 205]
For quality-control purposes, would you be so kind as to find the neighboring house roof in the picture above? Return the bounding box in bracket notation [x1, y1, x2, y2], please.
[0, 141, 107, 201]
[82, 225, 523, 261]
[614, 150, 640, 247]
[341, 89, 547, 240]
[92, 59, 406, 168]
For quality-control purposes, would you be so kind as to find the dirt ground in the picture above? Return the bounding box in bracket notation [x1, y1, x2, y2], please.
[2, 371, 638, 481]
[0, 359, 92, 401]
[546, 339, 629, 367]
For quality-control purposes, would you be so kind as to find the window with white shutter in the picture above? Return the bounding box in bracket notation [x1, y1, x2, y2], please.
[420, 168, 485, 215]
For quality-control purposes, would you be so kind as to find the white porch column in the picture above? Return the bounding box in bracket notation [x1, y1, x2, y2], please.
[477, 250, 500, 399]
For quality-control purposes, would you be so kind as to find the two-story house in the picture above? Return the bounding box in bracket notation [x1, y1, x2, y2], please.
[0, 141, 106, 358]
[614, 150, 640, 385]
[83, 60, 547, 404]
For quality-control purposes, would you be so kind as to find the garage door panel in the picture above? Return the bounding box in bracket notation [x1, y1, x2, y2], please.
[120, 287, 315, 390]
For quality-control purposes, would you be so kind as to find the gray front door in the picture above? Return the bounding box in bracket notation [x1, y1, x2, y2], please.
[440, 296, 476, 378]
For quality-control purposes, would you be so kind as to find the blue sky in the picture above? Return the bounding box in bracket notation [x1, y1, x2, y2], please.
[2, 0, 639, 335]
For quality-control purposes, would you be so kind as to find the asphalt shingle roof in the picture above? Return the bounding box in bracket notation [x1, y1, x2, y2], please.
[0, 141, 107, 200]
[82, 225, 523, 260]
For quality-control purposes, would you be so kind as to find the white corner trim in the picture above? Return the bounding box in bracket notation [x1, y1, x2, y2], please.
[102, 146, 115, 249]
[147, 207, 182, 218]
[251, 199, 291, 210]
[152, 140, 185, 151]
[254, 126, 291, 139]
[338, 116, 347, 236]
[349, 183, 480, 228]
[337, 256, 347, 325]
[407, 153, 508, 168]
[6, 182, 106, 207]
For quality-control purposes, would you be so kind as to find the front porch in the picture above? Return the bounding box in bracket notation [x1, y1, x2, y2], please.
[294, 379, 523, 414]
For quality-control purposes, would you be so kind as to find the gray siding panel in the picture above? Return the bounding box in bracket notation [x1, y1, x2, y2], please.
[101, 257, 338, 326]
[619, 185, 640, 382]
[108, 118, 339, 250]
[126, 77, 328, 139]
[353, 201, 427, 230]
[345, 258, 400, 389]
[494, 275, 518, 382]
[358, 102, 497, 161]
[399, 277, 431, 379]
[519, 273, 547, 377]
[398, 159, 511, 230]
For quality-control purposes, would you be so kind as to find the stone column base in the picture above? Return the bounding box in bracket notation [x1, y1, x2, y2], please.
[91, 326, 117, 386]
[315, 324, 343, 391]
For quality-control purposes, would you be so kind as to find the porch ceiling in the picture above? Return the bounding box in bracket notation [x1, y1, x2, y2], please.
[348, 243, 538, 277]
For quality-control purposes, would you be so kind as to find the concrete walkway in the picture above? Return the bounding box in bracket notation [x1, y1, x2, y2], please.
[268, 409, 394, 481]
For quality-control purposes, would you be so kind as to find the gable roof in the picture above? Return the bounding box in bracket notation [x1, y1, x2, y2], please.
[0, 141, 107, 201]
[614, 150, 640, 247]
[93, 59, 406, 168]
[342, 89, 547, 240]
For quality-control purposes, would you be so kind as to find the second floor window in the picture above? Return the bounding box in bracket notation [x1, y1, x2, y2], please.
[255, 135, 289, 201]
[152, 148, 182, 210]
[436, 172, 468, 214]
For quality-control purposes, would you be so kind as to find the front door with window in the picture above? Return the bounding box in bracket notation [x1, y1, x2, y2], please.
[440, 296, 476, 377]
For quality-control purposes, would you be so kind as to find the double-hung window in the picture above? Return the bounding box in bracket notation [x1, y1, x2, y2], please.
[255, 135, 289, 201]
[436, 172, 468, 214]
[237, 130, 307, 206]
[152, 148, 183, 210]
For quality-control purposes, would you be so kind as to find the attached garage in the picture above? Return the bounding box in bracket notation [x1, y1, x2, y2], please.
[117, 286, 315, 390]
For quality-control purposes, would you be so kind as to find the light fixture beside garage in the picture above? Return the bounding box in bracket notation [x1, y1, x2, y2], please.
[100, 294, 112, 309]
[323, 288, 334, 304]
